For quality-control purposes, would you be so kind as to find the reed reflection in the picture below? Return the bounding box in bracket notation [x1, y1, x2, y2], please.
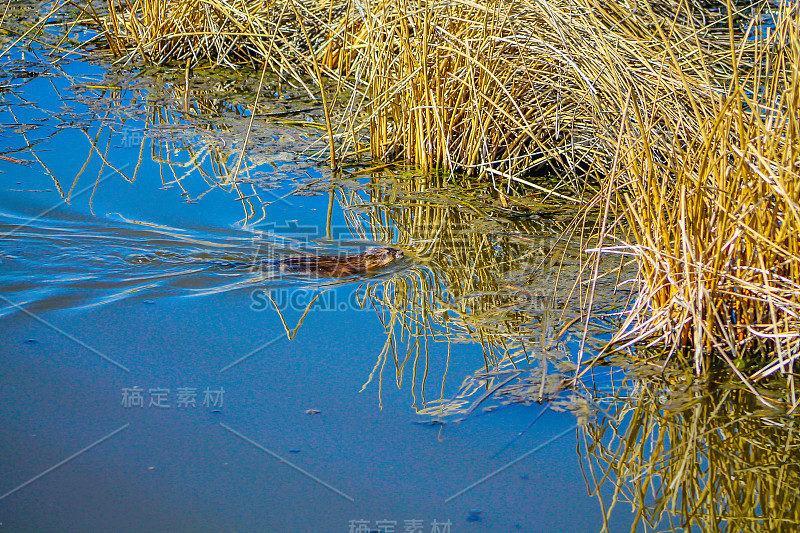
[332, 173, 620, 410]
[581, 371, 800, 533]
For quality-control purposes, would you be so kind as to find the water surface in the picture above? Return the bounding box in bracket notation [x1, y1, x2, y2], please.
[1, 10, 796, 533]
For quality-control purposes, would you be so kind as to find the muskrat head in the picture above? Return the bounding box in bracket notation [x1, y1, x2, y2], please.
[361, 246, 404, 270]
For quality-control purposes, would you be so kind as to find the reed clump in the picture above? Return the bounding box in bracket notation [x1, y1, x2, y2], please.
[87, 0, 724, 184]
[90, 0, 323, 73]
[319, 0, 728, 186]
[600, 5, 800, 397]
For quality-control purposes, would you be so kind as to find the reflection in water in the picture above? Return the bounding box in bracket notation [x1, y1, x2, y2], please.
[0, 63, 412, 315]
[3, 56, 619, 413]
[582, 372, 800, 532]
[332, 175, 629, 410]
[3, 57, 327, 225]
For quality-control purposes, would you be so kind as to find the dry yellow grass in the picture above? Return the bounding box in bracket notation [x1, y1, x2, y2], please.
[321, 0, 727, 183]
[87, 0, 726, 182]
[596, 4, 799, 405]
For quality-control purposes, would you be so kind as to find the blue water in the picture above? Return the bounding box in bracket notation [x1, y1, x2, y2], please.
[0, 45, 635, 533]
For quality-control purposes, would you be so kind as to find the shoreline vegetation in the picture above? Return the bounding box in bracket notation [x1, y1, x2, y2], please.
[15, 0, 799, 409]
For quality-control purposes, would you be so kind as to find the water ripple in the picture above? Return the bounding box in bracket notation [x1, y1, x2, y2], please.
[0, 209, 393, 316]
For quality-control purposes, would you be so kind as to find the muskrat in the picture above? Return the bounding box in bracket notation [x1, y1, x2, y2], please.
[131, 246, 404, 278]
[275, 246, 404, 278]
